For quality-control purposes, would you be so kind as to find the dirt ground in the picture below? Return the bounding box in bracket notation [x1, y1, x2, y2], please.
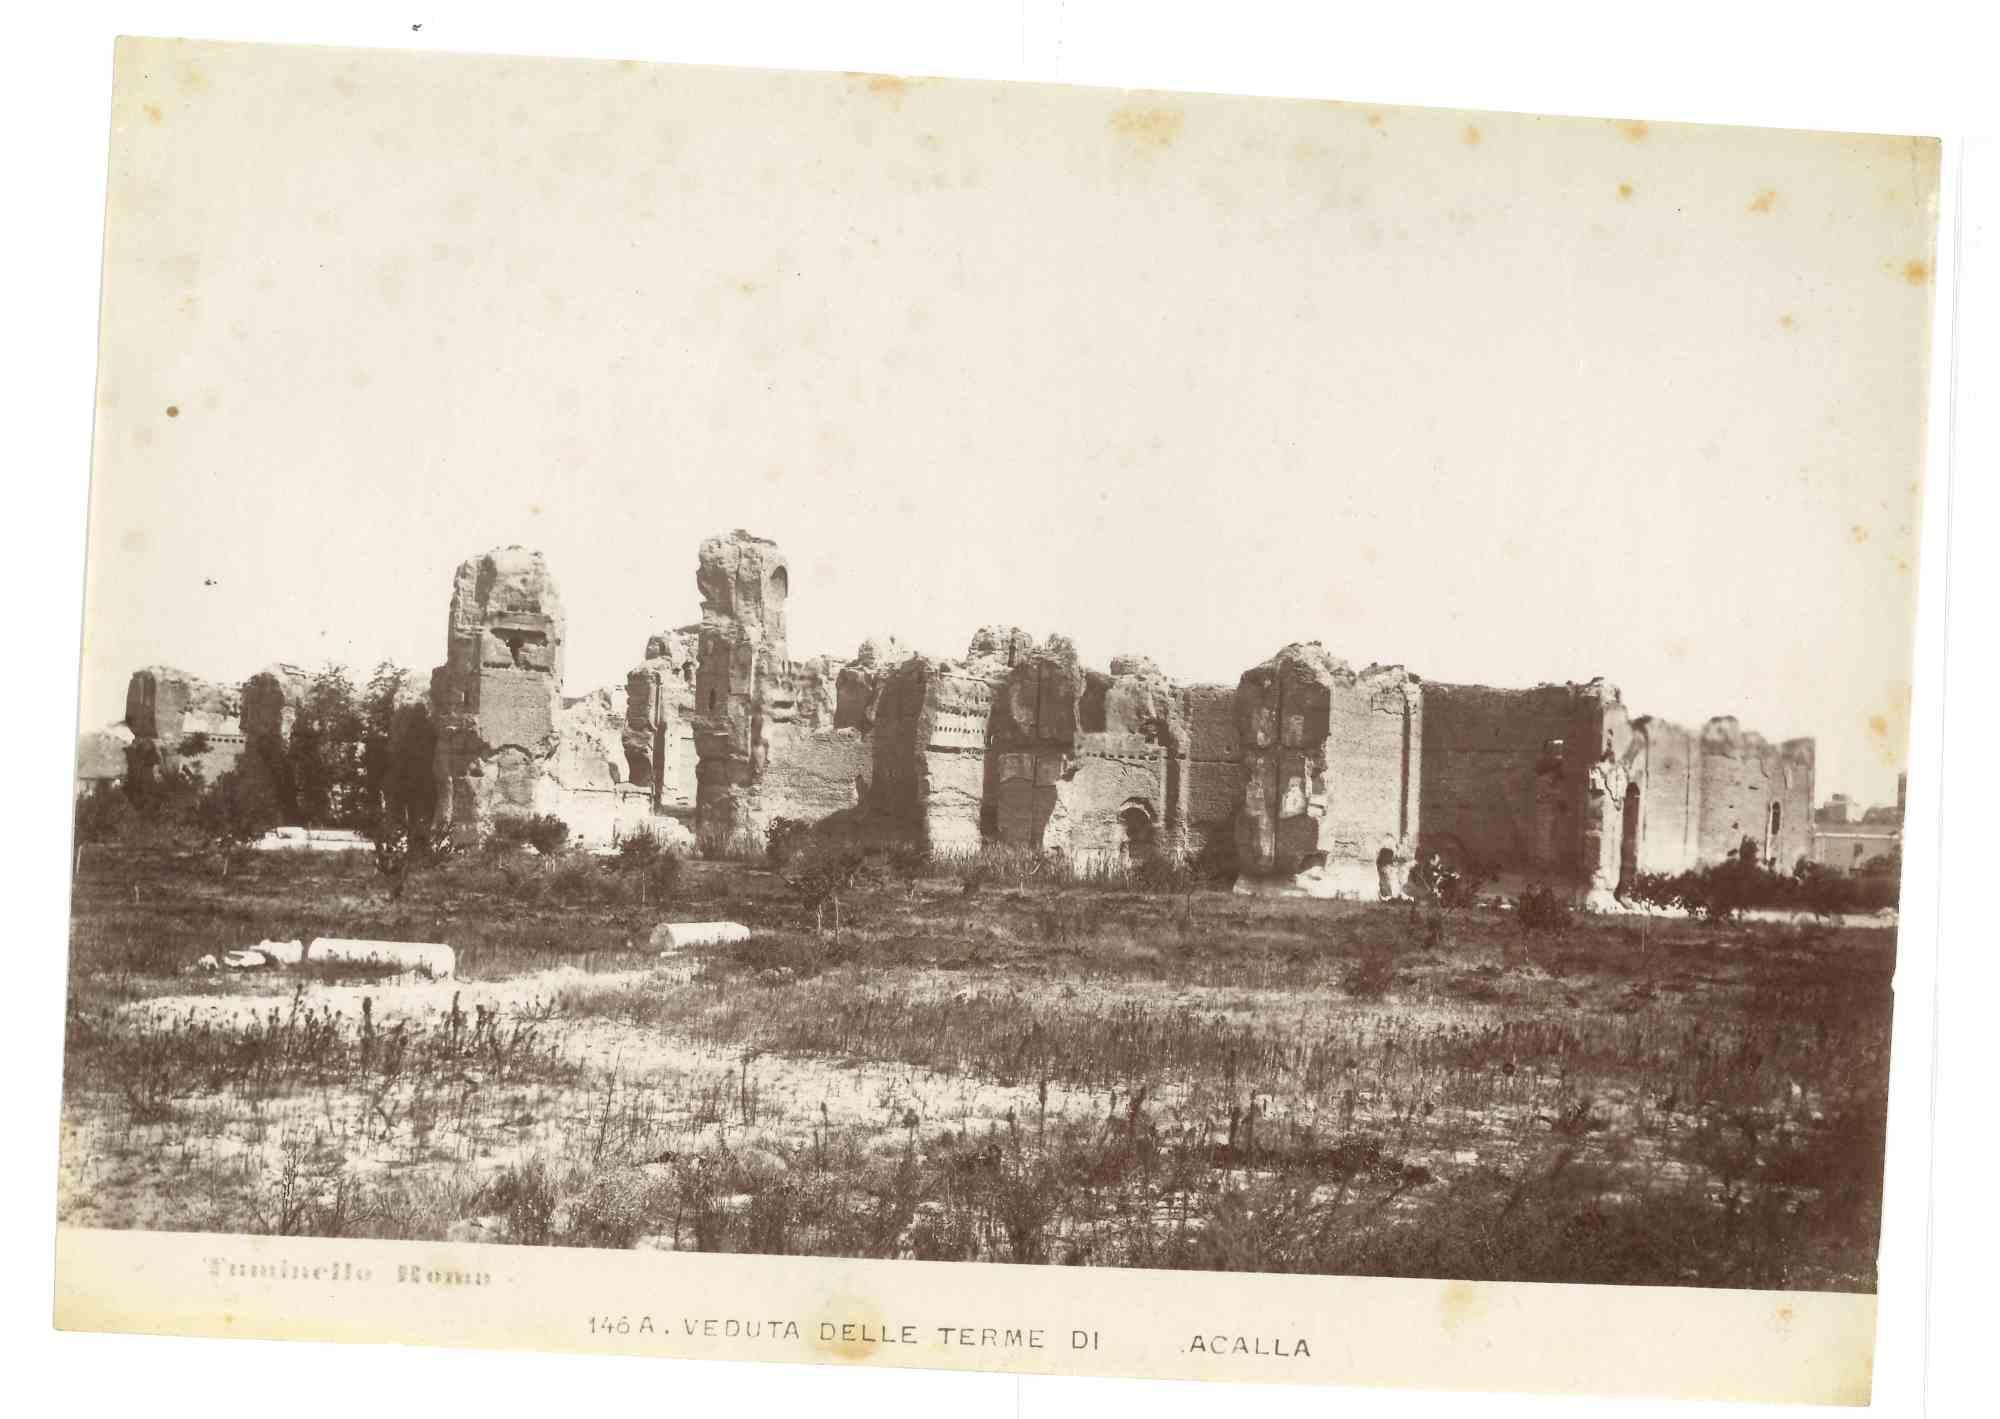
[58, 848, 1896, 1286]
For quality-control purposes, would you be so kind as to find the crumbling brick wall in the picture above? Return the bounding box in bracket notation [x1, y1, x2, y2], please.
[987, 644, 1188, 866]
[429, 546, 566, 841]
[1233, 644, 1421, 894]
[1416, 680, 1627, 888]
[1627, 716, 1701, 875]
[1695, 718, 1816, 871]
[689, 531, 790, 853]
[396, 530, 1821, 885]
[623, 627, 698, 814]
[1179, 686, 1243, 858]
[121, 666, 245, 789]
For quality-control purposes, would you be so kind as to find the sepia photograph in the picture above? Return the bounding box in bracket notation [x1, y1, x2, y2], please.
[42, 13, 1961, 1407]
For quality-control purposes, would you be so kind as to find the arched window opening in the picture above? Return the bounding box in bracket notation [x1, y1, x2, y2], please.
[1117, 801, 1157, 867]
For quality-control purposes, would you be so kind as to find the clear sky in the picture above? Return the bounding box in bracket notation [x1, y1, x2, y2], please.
[83, 39, 1938, 809]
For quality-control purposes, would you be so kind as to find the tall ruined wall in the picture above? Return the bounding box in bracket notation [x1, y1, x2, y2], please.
[121, 666, 245, 788]
[1234, 643, 1421, 893]
[1083, 655, 1185, 863]
[689, 531, 790, 851]
[989, 641, 1180, 863]
[993, 640, 1088, 850]
[1324, 664, 1423, 873]
[429, 546, 567, 839]
[1627, 716, 1701, 875]
[835, 633, 1019, 853]
[1416, 680, 1627, 888]
[238, 663, 309, 816]
[759, 647, 878, 834]
[1179, 686, 1242, 857]
[1696, 719, 1815, 869]
[623, 627, 699, 814]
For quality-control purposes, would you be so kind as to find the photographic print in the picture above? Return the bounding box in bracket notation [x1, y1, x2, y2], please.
[56, 34, 1940, 1404]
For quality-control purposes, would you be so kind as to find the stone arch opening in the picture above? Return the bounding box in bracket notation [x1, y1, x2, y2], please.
[768, 566, 788, 599]
[1765, 800, 1782, 864]
[1117, 799, 1157, 866]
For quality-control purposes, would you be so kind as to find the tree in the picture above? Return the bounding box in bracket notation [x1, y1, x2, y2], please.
[367, 813, 455, 901]
[123, 743, 205, 839]
[195, 766, 282, 876]
[287, 664, 365, 827]
[782, 840, 870, 940]
[359, 662, 437, 842]
[72, 782, 133, 870]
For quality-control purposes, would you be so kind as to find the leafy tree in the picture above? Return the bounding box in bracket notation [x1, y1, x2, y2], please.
[287, 664, 365, 827]
[783, 840, 870, 939]
[72, 782, 133, 868]
[524, 814, 571, 856]
[195, 766, 282, 876]
[616, 828, 683, 906]
[123, 742, 205, 834]
[367, 814, 455, 901]
[359, 661, 437, 842]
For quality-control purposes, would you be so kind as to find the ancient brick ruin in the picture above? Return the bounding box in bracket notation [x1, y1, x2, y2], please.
[428, 547, 654, 846]
[80, 529, 1820, 902]
[408, 529, 1813, 901]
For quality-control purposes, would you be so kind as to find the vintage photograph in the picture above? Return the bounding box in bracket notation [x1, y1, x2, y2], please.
[57, 31, 1939, 1395]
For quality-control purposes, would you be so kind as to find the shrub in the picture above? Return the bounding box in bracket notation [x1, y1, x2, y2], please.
[765, 816, 812, 867]
[195, 766, 284, 876]
[524, 814, 571, 857]
[366, 812, 455, 901]
[1409, 851, 1492, 909]
[1189, 835, 1239, 886]
[1340, 943, 1397, 1000]
[1625, 853, 1807, 923]
[1625, 871, 1683, 912]
[878, 841, 932, 880]
[1031, 896, 1105, 946]
[72, 782, 133, 852]
[617, 830, 683, 904]
[1515, 882, 1574, 935]
[490, 816, 535, 850]
[782, 839, 870, 937]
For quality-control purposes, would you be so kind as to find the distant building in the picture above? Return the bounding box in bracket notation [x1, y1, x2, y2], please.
[74, 724, 133, 797]
[1810, 825, 1900, 872]
[1810, 774, 1903, 871]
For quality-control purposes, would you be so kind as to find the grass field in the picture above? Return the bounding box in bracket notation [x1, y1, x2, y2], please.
[58, 843, 1895, 1289]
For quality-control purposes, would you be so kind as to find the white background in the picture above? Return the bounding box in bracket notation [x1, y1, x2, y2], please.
[4, 4, 1992, 1416]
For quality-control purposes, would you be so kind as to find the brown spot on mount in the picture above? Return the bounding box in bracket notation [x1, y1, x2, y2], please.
[1617, 120, 1650, 142]
[1904, 260, 1931, 286]
[1617, 183, 1633, 200]
[858, 74, 913, 104]
[1462, 125, 1482, 146]
[1109, 106, 1183, 150]
[1749, 190, 1776, 214]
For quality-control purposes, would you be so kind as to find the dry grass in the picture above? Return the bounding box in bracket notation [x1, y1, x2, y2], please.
[59, 846, 1894, 1289]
